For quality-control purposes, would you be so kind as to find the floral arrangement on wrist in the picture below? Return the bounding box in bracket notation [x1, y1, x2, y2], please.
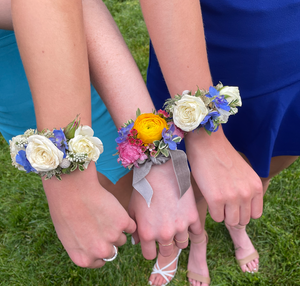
[9, 116, 103, 180]
[115, 109, 183, 169]
[164, 83, 242, 134]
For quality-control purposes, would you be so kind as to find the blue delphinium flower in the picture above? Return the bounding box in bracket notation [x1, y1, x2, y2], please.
[16, 150, 37, 173]
[162, 124, 178, 150]
[50, 129, 68, 158]
[116, 122, 134, 144]
[201, 111, 220, 132]
[207, 86, 230, 112]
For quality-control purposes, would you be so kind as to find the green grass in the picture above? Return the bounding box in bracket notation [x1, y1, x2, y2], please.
[1, 0, 300, 285]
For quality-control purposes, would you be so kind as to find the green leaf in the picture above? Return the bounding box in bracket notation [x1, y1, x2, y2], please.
[78, 165, 85, 172]
[154, 150, 160, 157]
[55, 174, 62, 181]
[136, 108, 141, 117]
[204, 128, 212, 136]
[172, 136, 182, 143]
[70, 163, 77, 172]
[161, 148, 169, 157]
[159, 141, 167, 149]
[153, 140, 160, 147]
[195, 88, 201, 97]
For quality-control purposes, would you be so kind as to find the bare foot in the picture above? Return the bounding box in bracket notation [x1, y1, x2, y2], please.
[148, 243, 181, 286]
[187, 231, 210, 286]
[225, 223, 259, 273]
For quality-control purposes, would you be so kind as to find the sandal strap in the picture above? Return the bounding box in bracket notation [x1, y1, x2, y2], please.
[187, 271, 211, 284]
[151, 249, 182, 283]
[237, 250, 259, 266]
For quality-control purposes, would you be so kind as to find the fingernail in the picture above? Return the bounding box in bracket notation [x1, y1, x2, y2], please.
[251, 271, 254, 274]
[131, 236, 135, 245]
[148, 281, 152, 285]
[254, 268, 257, 271]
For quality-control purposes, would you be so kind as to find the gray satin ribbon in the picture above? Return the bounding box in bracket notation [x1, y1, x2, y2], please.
[132, 150, 191, 207]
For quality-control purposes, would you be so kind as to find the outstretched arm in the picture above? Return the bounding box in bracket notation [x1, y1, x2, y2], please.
[139, 0, 263, 225]
[11, 0, 136, 268]
[82, 0, 202, 258]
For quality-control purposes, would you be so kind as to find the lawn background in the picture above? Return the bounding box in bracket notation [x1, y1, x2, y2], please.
[1, 0, 300, 285]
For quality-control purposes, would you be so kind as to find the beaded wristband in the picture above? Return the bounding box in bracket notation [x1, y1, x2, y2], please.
[164, 83, 242, 135]
[9, 116, 103, 180]
[115, 109, 190, 206]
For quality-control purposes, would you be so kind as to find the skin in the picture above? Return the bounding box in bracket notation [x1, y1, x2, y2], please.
[6, 0, 201, 270]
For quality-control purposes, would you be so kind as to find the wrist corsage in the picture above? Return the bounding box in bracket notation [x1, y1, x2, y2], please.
[9, 116, 103, 180]
[115, 109, 190, 206]
[164, 83, 242, 134]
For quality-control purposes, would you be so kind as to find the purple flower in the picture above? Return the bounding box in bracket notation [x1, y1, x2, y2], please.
[201, 111, 220, 132]
[207, 86, 230, 112]
[15, 150, 36, 173]
[162, 124, 179, 150]
[50, 129, 68, 158]
[116, 122, 134, 144]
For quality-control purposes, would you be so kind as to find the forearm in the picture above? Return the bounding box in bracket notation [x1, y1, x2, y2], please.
[82, 0, 154, 128]
[0, 0, 12, 30]
[11, 0, 91, 130]
[139, 0, 212, 96]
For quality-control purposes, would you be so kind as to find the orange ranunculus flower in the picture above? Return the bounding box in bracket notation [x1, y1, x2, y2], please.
[133, 113, 168, 144]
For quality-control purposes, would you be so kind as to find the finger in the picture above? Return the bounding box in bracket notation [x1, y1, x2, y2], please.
[124, 217, 137, 235]
[224, 203, 239, 226]
[251, 192, 263, 219]
[140, 238, 157, 260]
[127, 209, 140, 245]
[87, 258, 106, 269]
[158, 240, 174, 257]
[114, 232, 128, 247]
[207, 201, 225, 223]
[239, 203, 251, 226]
[188, 216, 202, 236]
[174, 230, 189, 249]
[102, 245, 118, 263]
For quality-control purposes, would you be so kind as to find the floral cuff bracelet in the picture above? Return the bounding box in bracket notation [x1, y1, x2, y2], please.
[10, 116, 103, 180]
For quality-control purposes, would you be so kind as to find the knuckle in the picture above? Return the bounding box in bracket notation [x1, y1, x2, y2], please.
[160, 229, 174, 242]
[71, 254, 92, 268]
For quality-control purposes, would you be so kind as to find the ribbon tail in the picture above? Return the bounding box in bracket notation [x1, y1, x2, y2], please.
[169, 150, 191, 198]
[132, 161, 154, 207]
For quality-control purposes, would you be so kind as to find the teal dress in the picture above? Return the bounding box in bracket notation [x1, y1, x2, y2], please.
[0, 30, 128, 183]
[147, 0, 300, 178]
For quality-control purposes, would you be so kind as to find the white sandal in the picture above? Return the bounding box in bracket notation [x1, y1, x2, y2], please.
[150, 249, 182, 286]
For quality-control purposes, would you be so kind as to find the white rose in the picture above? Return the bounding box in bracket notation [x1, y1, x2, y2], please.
[69, 126, 103, 162]
[26, 135, 64, 172]
[173, 95, 208, 132]
[9, 135, 26, 171]
[219, 86, 242, 107]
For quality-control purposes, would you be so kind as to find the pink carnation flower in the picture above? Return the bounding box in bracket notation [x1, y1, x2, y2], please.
[117, 141, 148, 168]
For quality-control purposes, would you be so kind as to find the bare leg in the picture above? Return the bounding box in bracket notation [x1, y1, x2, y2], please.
[226, 155, 299, 272]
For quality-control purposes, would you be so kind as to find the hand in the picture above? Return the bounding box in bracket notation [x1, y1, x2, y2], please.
[185, 127, 263, 226]
[128, 160, 201, 259]
[43, 163, 136, 268]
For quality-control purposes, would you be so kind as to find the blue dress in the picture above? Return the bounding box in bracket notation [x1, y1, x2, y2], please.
[147, 0, 300, 178]
[0, 30, 128, 184]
